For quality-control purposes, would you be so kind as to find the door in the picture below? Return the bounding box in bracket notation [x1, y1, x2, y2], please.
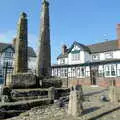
[90, 66, 98, 85]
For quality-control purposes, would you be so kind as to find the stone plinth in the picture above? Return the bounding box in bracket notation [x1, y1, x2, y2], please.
[68, 85, 83, 117]
[6, 73, 36, 88]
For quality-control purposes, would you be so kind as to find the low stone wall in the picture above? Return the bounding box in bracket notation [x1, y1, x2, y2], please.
[6, 73, 36, 88]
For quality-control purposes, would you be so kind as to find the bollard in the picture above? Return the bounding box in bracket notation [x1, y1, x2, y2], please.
[48, 87, 55, 103]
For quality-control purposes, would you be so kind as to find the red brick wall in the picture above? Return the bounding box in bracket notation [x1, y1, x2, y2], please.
[68, 77, 120, 88]
[69, 77, 91, 87]
[97, 77, 120, 87]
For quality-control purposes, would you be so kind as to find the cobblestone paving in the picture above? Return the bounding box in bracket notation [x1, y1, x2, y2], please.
[7, 86, 120, 120]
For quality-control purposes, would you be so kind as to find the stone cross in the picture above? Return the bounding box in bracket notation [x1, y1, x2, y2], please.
[68, 85, 84, 117]
[36, 0, 51, 77]
[14, 12, 28, 73]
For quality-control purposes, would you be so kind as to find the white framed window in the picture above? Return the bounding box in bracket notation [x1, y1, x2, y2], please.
[111, 65, 116, 76]
[104, 64, 116, 77]
[60, 58, 65, 64]
[77, 67, 85, 78]
[98, 65, 104, 77]
[105, 65, 110, 76]
[105, 52, 113, 59]
[72, 53, 80, 61]
[92, 54, 99, 61]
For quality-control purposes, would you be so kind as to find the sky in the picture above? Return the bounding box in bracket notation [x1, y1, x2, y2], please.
[0, 0, 120, 64]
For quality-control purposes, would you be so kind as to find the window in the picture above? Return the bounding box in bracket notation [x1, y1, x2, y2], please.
[72, 53, 80, 61]
[98, 66, 104, 77]
[111, 65, 116, 76]
[60, 59, 65, 64]
[104, 64, 116, 77]
[77, 67, 85, 77]
[105, 52, 113, 59]
[81, 68, 85, 76]
[5, 52, 13, 58]
[105, 66, 110, 76]
[92, 54, 99, 61]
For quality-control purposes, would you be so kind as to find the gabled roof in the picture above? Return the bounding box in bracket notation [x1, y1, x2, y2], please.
[0, 43, 11, 52]
[57, 41, 90, 59]
[68, 41, 90, 53]
[57, 40, 119, 59]
[0, 43, 36, 57]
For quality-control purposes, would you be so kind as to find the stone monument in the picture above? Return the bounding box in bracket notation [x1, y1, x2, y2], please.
[68, 85, 84, 117]
[36, 0, 51, 78]
[13, 12, 28, 73]
[6, 12, 36, 88]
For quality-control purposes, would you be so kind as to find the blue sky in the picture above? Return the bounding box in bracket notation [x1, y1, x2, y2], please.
[0, 0, 120, 64]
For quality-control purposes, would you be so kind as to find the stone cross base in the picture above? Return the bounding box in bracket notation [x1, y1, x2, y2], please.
[6, 73, 36, 88]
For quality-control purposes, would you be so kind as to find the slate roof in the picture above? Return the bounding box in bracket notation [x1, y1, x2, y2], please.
[87, 40, 118, 53]
[57, 40, 119, 59]
[0, 43, 36, 57]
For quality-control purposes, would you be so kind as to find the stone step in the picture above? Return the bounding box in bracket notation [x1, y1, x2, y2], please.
[0, 98, 53, 119]
[13, 95, 48, 101]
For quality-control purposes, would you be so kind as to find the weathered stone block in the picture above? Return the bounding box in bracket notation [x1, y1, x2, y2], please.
[6, 73, 36, 88]
[68, 85, 83, 117]
[48, 87, 55, 101]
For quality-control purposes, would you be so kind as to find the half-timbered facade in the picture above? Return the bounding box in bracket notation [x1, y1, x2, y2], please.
[52, 24, 120, 87]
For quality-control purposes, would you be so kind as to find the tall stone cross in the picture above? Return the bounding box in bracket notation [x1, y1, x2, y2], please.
[36, 0, 51, 77]
[14, 12, 28, 73]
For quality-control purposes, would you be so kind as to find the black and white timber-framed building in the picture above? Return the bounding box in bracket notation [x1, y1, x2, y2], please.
[52, 24, 120, 87]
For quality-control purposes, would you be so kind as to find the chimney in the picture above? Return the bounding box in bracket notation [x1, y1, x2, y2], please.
[117, 24, 120, 49]
[62, 44, 67, 55]
[12, 38, 16, 46]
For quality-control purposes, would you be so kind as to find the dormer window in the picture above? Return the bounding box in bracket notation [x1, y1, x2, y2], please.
[105, 52, 113, 59]
[92, 54, 99, 61]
